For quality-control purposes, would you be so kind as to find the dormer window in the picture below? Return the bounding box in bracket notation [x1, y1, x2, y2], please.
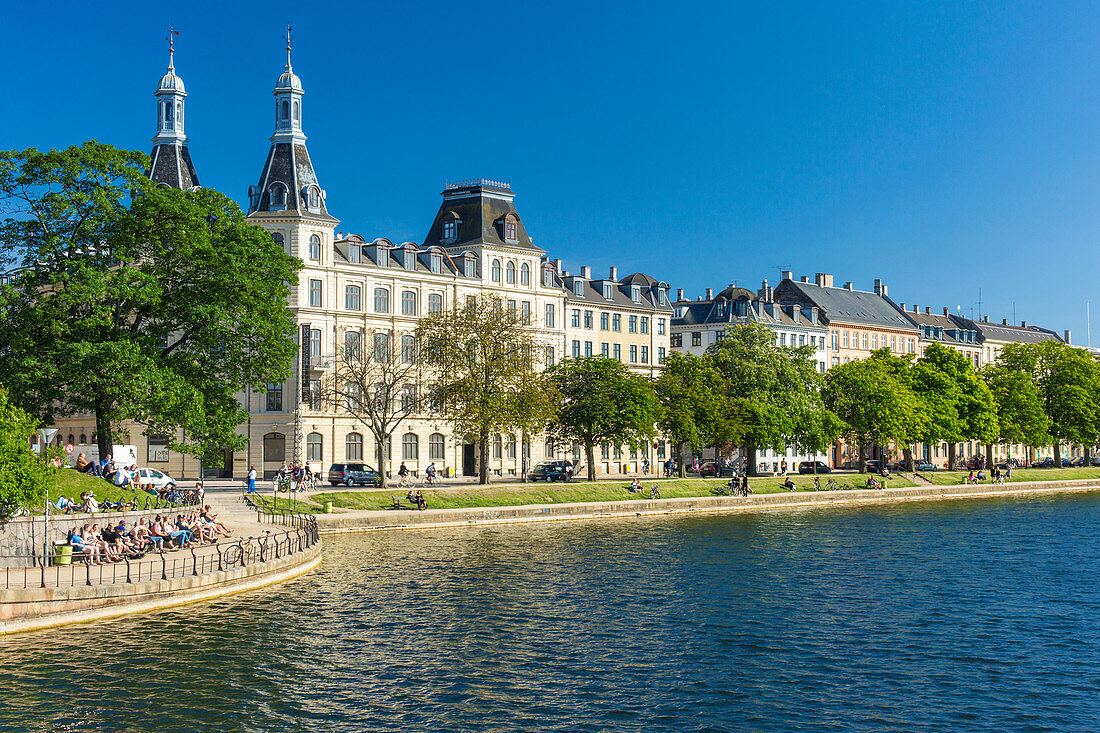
[431, 253, 442, 274]
[304, 185, 322, 211]
[347, 241, 360, 264]
[603, 283, 613, 300]
[464, 256, 476, 278]
[573, 280, 584, 297]
[631, 285, 641, 303]
[375, 244, 389, 267]
[268, 183, 287, 209]
[504, 216, 518, 242]
[405, 250, 416, 270]
[657, 287, 668, 305]
[543, 269, 554, 287]
[442, 215, 459, 242]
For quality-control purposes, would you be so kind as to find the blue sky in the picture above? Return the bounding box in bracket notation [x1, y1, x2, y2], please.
[4, 1, 1100, 341]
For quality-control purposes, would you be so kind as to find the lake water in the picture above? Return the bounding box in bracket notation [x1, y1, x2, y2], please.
[3, 493, 1100, 732]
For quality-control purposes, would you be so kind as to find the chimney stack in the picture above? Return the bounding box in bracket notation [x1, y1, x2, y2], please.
[800, 275, 810, 283]
[943, 307, 950, 316]
[609, 266, 617, 281]
[899, 302, 906, 311]
[1022, 320, 1028, 327]
[844, 282, 853, 291]
[1065, 329, 1072, 344]
[554, 258, 563, 272]
[676, 288, 684, 302]
[705, 288, 713, 300]
[925, 307, 931, 314]
[580, 265, 591, 279]
[912, 305, 919, 313]
[873, 278, 887, 296]
[781, 270, 793, 281]
[815, 273, 833, 288]
[1002, 318, 1009, 325]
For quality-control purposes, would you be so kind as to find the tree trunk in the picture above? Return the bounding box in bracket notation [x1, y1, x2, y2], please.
[95, 399, 112, 465]
[948, 442, 957, 472]
[985, 444, 994, 472]
[1086, 446, 1092, 466]
[858, 439, 866, 473]
[903, 446, 913, 472]
[479, 428, 490, 485]
[746, 441, 758, 477]
[676, 441, 685, 478]
[585, 439, 596, 482]
[1054, 440, 1062, 468]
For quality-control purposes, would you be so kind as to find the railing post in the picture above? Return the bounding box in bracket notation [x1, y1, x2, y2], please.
[86, 559, 92, 586]
[161, 552, 168, 580]
[125, 557, 132, 584]
[217, 544, 224, 572]
[191, 547, 199, 576]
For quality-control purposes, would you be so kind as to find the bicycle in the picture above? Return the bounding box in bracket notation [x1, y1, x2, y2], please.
[825, 479, 840, 491]
[649, 485, 660, 499]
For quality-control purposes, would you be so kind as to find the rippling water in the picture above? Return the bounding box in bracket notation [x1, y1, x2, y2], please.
[4, 493, 1100, 732]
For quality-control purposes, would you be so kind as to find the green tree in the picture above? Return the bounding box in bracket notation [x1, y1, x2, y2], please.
[996, 341, 1100, 466]
[982, 363, 1050, 465]
[0, 142, 300, 462]
[547, 356, 661, 482]
[709, 323, 839, 475]
[0, 387, 55, 517]
[823, 350, 924, 473]
[653, 351, 725, 477]
[910, 342, 997, 470]
[416, 295, 555, 485]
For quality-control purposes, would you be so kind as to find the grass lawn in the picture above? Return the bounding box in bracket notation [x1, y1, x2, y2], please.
[247, 493, 327, 515]
[312, 474, 917, 512]
[923, 467, 1100, 486]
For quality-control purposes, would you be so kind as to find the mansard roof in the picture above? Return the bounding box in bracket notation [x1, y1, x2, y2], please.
[564, 273, 673, 313]
[332, 235, 479, 278]
[147, 144, 199, 190]
[976, 320, 1063, 345]
[423, 180, 543, 253]
[673, 293, 827, 331]
[249, 142, 334, 220]
[773, 279, 917, 331]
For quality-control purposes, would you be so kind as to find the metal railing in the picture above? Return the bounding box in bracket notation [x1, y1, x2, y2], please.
[1, 521, 319, 591]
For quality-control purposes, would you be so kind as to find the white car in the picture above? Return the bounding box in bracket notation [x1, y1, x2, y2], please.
[136, 467, 177, 491]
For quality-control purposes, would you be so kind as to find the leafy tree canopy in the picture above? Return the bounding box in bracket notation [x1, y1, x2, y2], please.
[0, 387, 54, 515]
[653, 352, 726, 475]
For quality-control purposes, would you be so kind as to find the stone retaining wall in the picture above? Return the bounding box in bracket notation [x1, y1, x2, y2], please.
[0, 542, 321, 634]
[314, 479, 1100, 534]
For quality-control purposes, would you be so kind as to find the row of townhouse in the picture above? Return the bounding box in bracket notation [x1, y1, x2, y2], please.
[41, 43, 673, 481]
[674, 271, 1073, 470]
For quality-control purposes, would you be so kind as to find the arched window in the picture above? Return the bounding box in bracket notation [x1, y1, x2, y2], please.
[506, 261, 516, 284]
[269, 183, 287, 207]
[345, 285, 361, 311]
[493, 434, 503, 459]
[374, 287, 390, 313]
[306, 432, 323, 462]
[344, 330, 361, 360]
[520, 262, 530, 286]
[402, 432, 419, 460]
[281, 100, 289, 120]
[401, 290, 417, 316]
[176, 103, 182, 128]
[309, 234, 321, 260]
[428, 293, 443, 314]
[293, 100, 300, 122]
[491, 259, 502, 282]
[263, 432, 286, 463]
[67, 433, 74, 446]
[505, 434, 517, 459]
[504, 216, 517, 242]
[306, 186, 321, 210]
[272, 232, 285, 248]
[165, 102, 174, 125]
[79, 433, 87, 445]
[429, 433, 445, 460]
[346, 432, 363, 461]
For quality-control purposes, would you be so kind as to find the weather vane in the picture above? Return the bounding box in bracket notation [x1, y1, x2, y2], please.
[284, 23, 294, 66]
[166, 23, 179, 68]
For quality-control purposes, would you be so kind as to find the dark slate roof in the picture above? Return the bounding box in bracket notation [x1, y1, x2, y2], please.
[564, 274, 673, 313]
[773, 280, 918, 331]
[422, 181, 543, 253]
[975, 321, 1063, 345]
[900, 309, 984, 346]
[147, 143, 199, 189]
[673, 294, 827, 330]
[250, 142, 333, 219]
[332, 236, 479, 279]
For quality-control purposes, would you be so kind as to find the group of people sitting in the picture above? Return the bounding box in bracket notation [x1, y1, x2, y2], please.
[405, 489, 427, 510]
[52, 491, 139, 514]
[964, 468, 1007, 484]
[67, 506, 232, 564]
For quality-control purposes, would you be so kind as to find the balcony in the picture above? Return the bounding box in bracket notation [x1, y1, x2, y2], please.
[306, 354, 332, 372]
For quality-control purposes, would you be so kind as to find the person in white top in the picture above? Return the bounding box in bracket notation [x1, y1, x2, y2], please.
[247, 465, 257, 494]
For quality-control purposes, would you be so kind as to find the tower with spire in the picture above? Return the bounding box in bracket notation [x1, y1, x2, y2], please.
[247, 24, 336, 255]
[147, 29, 200, 189]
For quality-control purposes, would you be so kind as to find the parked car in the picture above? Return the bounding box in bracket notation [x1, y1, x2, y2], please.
[327, 463, 382, 487]
[700, 461, 737, 478]
[1062, 458, 1074, 467]
[136, 467, 176, 491]
[1032, 457, 1055, 469]
[864, 460, 882, 473]
[887, 461, 906, 472]
[528, 460, 575, 482]
[1069, 456, 1087, 467]
[915, 461, 937, 472]
[797, 461, 831, 474]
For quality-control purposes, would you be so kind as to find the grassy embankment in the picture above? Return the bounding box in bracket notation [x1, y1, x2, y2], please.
[248, 494, 329, 515]
[311, 474, 917, 512]
[922, 467, 1100, 486]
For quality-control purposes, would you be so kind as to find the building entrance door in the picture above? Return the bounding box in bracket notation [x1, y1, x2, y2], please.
[222, 448, 234, 478]
[463, 442, 476, 476]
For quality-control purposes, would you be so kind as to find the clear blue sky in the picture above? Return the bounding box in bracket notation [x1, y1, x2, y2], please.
[4, 1, 1100, 341]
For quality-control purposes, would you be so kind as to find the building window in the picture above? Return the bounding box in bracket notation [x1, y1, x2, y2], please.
[545, 438, 555, 458]
[571, 309, 581, 328]
[266, 383, 283, 411]
[520, 263, 530, 286]
[521, 301, 531, 323]
[306, 186, 321, 210]
[147, 435, 170, 463]
[657, 346, 666, 364]
[545, 346, 555, 366]
[585, 341, 593, 357]
[344, 330, 361, 361]
[612, 314, 621, 332]
[640, 317, 649, 334]
[692, 332, 701, 347]
[374, 287, 390, 313]
[584, 311, 593, 329]
[603, 283, 613, 300]
[890, 336, 897, 352]
[346, 432, 364, 461]
[465, 258, 476, 278]
[631, 285, 641, 303]
[506, 261, 516, 284]
[309, 328, 321, 358]
[430, 253, 442, 273]
[428, 293, 443, 314]
[271, 232, 285, 249]
[843, 331, 850, 347]
[657, 319, 665, 335]
[545, 303, 555, 328]
[269, 183, 287, 207]
[507, 299, 516, 313]
[641, 346, 649, 364]
[308, 279, 322, 307]
[443, 219, 457, 241]
[308, 234, 321, 261]
[401, 290, 417, 316]
[543, 269, 554, 287]
[630, 345, 638, 363]
[345, 285, 361, 311]
[861, 333, 868, 349]
[374, 332, 391, 361]
[493, 435, 503, 459]
[306, 432, 323, 462]
[505, 434, 517, 459]
[613, 344, 622, 361]
[505, 218, 517, 242]
[601, 342, 610, 357]
[572, 340, 581, 358]
[263, 432, 286, 462]
[401, 335, 416, 363]
[799, 334, 805, 346]
[600, 313, 609, 330]
[347, 242, 361, 264]
[402, 432, 419, 461]
[908, 338, 915, 354]
[492, 259, 502, 282]
[574, 281, 584, 297]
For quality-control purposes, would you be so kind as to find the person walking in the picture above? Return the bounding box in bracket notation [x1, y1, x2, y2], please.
[247, 465, 257, 494]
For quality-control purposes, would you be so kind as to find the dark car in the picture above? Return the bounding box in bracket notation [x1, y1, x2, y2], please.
[1069, 456, 1087, 467]
[327, 463, 382, 487]
[700, 461, 737, 478]
[1033, 457, 1055, 469]
[864, 460, 882, 473]
[798, 461, 831, 474]
[528, 460, 574, 482]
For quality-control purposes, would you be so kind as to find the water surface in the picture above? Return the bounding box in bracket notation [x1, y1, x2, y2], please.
[3, 493, 1100, 732]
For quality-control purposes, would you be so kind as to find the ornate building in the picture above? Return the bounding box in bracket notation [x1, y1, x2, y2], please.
[147, 36, 199, 190]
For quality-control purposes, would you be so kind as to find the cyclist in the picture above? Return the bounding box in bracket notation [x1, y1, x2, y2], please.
[425, 462, 436, 485]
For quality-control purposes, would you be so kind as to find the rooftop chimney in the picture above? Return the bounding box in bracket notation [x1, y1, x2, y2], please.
[912, 305, 919, 313]
[580, 265, 591, 279]
[815, 273, 833, 288]
[925, 307, 931, 314]
[800, 275, 810, 283]
[609, 266, 617, 281]
[1002, 318, 1009, 325]
[1065, 329, 1072, 344]
[705, 288, 713, 300]
[982, 316, 989, 322]
[676, 288, 684, 302]
[844, 282, 853, 291]
[943, 307, 950, 316]
[781, 270, 793, 281]
[899, 302, 906, 311]
[1021, 320, 1028, 328]
[554, 258, 563, 272]
[873, 278, 887, 296]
